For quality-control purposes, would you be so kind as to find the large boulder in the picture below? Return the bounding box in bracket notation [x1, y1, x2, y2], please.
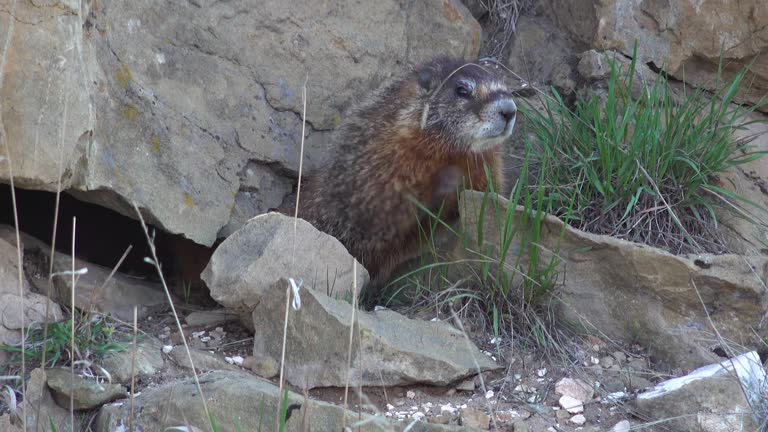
[95, 370, 478, 432]
[0, 0, 481, 246]
[252, 278, 501, 389]
[548, 0, 768, 112]
[202, 212, 368, 328]
[459, 190, 768, 369]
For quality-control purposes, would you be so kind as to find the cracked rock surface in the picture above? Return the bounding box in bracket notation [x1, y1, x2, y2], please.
[0, 0, 480, 245]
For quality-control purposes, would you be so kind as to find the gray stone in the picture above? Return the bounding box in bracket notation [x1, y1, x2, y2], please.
[46, 368, 128, 411]
[184, 309, 238, 327]
[554, 377, 594, 402]
[576, 49, 611, 81]
[634, 351, 765, 432]
[460, 408, 489, 429]
[15, 368, 79, 432]
[95, 370, 479, 432]
[168, 346, 240, 373]
[0, 0, 480, 246]
[101, 336, 165, 385]
[459, 190, 768, 369]
[202, 212, 368, 327]
[252, 278, 501, 389]
[610, 420, 631, 432]
[242, 354, 279, 379]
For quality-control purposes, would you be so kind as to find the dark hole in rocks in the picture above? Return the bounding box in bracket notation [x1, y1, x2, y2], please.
[0, 184, 215, 305]
[711, 345, 729, 358]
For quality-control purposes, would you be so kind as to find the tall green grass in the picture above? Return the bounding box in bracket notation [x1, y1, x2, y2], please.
[523, 46, 768, 254]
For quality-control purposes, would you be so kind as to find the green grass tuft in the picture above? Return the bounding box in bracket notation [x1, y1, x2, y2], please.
[0, 313, 124, 369]
[522, 43, 768, 254]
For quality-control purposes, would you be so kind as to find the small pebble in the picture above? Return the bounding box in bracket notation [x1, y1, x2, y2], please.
[558, 395, 584, 414]
[600, 356, 615, 368]
[611, 420, 631, 431]
[162, 345, 174, 354]
[570, 414, 587, 425]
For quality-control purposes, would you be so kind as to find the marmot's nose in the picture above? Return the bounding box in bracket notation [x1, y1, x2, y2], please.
[497, 100, 517, 122]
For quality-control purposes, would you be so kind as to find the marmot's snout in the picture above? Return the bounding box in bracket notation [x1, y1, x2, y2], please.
[496, 99, 517, 124]
[472, 97, 517, 150]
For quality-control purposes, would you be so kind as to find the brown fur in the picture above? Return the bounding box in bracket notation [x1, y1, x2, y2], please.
[285, 57, 516, 290]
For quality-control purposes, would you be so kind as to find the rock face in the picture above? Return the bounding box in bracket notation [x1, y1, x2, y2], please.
[0, 0, 480, 246]
[252, 279, 501, 389]
[549, 0, 768, 112]
[202, 212, 368, 327]
[717, 111, 768, 255]
[95, 370, 475, 432]
[634, 351, 765, 432]
[505, 14, 578, 94]
[0, 226, 63, 364]
[459, 190, 768, 369]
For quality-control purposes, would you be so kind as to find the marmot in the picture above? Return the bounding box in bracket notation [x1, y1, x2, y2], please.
[291, 57, 518, 290]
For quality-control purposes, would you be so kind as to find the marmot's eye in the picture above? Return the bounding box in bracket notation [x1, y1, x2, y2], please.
[455, 80, 474, 98]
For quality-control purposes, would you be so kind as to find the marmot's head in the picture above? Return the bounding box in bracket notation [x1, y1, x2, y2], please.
[415, 57, 517, 153]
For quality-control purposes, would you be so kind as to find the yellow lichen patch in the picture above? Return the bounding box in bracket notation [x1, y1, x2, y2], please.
[442, 0, 463, 23]
[116, 64, 133, 89]
[121, 104, 139, 121]
[471, 31, 480, 54]
[183, 194, 196, 209]
[150, 135, 161, 153]
[331, 113, 343, 128]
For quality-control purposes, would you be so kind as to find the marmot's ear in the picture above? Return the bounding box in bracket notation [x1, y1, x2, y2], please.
[418, 67, 435, 92]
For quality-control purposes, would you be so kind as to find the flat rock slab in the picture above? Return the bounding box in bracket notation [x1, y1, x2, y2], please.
[168, 346, 240, 373]
[95, 370, 479, 432]
[202, 212, 369, 328]
[46, 368, 128, 411]
[459, 190, 768, 369]
[634, 351, 765, 432]
[252, 279, 501, 389]
[101, 336, 165, 385]
[18, 229, 169, 322]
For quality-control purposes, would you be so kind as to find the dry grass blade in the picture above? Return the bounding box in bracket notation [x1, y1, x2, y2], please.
[479, 0, 533, 58]
[342, 261, 358, 428]
[129, 306, 137, 432]
[70, 217, 76, 432]
[277, 73, 309, 430]
[131, 202, 213, 432]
